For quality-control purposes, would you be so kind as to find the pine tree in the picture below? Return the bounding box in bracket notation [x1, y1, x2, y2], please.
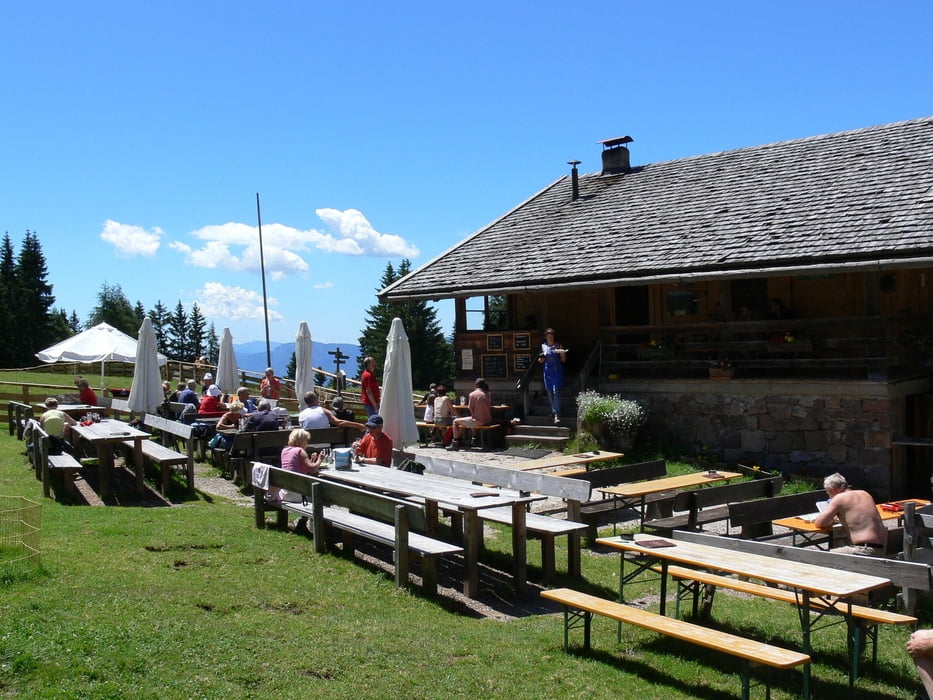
[148, 300, 171, 355]
[88, 282, 138, 335]
[189, 303, 206, 361]
[168, 302, 189, 360]
[206, 323, 219, 364]
[14, 231, 58, 364]
[357, 259, 454, 389]
[68, 310, 81, 333]
[285, 352, 296, 381]
[315, 366, 328, 387]
[133, 301, 146, 326]
[0, 233, 16, 366]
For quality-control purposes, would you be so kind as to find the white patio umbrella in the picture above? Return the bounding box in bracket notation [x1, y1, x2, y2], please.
[380, 317, 419, 447]
[215, 327, 240, 396]
[293, 321, 315, 402]
[127, 317, 165, 415]
[35, 322, 167, 394]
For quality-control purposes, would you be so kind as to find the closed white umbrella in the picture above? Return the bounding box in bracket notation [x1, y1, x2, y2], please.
[36, 322, 167, 394]
[127, 317, 165, 415]
[294, 321, 315, 402]
[215, 327, 240, 396]
[380, 317, 419, 447]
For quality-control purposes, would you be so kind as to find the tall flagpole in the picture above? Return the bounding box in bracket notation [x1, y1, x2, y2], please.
[256, 192, 272, 368]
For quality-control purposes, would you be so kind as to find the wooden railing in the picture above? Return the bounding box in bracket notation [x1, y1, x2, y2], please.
[597, 315, 925, 378]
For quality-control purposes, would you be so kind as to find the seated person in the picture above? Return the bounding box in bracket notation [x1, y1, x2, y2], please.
[210, 401, 244, 451]
[298, 391, 366, 432]
[75, 376, 98, 406]
[197, 383, 226, 415]
[40, 397, 77, 455]
[244, 399, 280, 431]
[235, 386, 257, 413]
[330, 395, 356, 421]
[278, 429, 324, 532]
[907, 629, 933, 699]
[176, 380, 200, 416]
[423, 392, 436, 423]
[432, 385, 454, 426]
[447, 378, 493, 451]
[260, 367, 281, 401]
[351, 414, 393, 467]
[814, 472, 888, 556]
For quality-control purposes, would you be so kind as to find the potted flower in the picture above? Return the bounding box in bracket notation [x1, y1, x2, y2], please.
[708, 358, 735, 380]
[576, 390, 647, 452]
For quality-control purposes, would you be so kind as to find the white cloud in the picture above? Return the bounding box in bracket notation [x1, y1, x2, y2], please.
[316, 208, 420, 257]
[169, 208, 419, 277]
[100, 219, 162, 257]
[194, 281, 284, 322]
[313, 281, 334, 289]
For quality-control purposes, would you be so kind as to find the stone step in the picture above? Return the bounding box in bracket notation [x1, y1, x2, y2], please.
[511, 424, 571, 438]
[505, 434, 569, 450]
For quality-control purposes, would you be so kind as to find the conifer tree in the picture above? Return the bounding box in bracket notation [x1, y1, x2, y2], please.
[168, 302, 189, 360]
[88, 282, 137, 335]
[189, 303, 206, 361]
[0, 234, 16, 366]
[14, 231, 57, 363]
[205, 323, 219, 364]
[148, 300, 171, 355]
[285, 352, 296, 381]
[357, 259, 453, 389]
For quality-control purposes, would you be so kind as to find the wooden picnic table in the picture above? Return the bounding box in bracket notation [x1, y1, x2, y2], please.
[67, 418, 148, 499]
[597, 470, 744, 530]
[772, 498, 931, 549]
[35, 403, 103, 418]
[502, 450, 626, 473]
[318, 463, 541, 597]
[597, 532, 892, 696]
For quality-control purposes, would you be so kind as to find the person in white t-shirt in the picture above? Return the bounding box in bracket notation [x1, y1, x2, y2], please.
[298, 391, 365, 434]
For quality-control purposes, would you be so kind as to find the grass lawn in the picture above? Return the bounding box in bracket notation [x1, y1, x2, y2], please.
[0, 426, 925, 698]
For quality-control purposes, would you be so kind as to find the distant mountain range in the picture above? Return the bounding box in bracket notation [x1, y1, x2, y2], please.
[234, 341, 361, 379]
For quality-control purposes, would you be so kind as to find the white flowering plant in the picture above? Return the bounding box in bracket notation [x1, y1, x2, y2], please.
[576, 390, 647, 448]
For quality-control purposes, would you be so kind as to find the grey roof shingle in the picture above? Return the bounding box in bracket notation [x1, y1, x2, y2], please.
[382, 117, 933, 300]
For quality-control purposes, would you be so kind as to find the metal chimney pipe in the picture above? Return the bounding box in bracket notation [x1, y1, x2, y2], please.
[568, 160, 581, 201]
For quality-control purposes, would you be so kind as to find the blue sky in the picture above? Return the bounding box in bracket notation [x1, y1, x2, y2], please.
[2, 2, 931, 347]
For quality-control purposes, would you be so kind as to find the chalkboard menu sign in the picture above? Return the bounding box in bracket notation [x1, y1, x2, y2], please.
[486, 334, 504, 351]
[513, 332, 531, 349]
[514, 354, 532, 371]
[481, 354, 508, 378]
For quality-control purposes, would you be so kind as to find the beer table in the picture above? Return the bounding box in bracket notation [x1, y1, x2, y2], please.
[67, 419, 148, 499]
[597, 470, 743, 530]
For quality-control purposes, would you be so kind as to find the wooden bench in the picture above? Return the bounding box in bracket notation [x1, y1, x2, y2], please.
[671, 529, 933, 613]
[225, 427, 354, 484]
[728, 489, 826, 540]
[643, 476, 783, 537]
[31, 422, 83, 499]
[540, 587, 811, 699]
[660, 564, 916, 679]
[8, 401, 35, 440]
[412, 451, 591, 582]
[253, 463, 463, 594]
[130, 414, 195, 494]
[566, 460, 669, 540]
[108, 398, 133, 421]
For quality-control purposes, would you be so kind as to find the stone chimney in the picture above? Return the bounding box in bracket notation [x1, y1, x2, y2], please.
[599, 135, 633, 175]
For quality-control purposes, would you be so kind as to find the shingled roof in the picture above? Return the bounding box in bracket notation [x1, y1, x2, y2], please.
[381, 116, 933, 301]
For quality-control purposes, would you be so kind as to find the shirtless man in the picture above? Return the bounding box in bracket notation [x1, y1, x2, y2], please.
[907, 629, 933, 699]
[814, 472, 887, 556]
